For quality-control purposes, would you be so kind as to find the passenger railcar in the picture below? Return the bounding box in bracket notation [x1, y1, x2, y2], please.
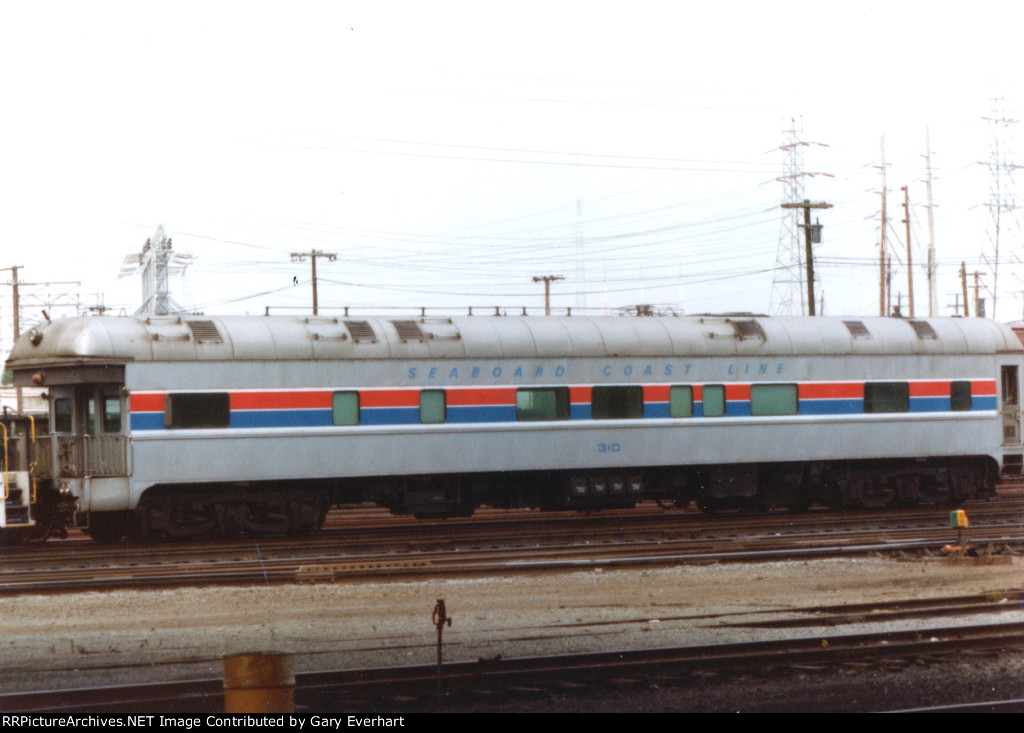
[2, 313, 1022, 542]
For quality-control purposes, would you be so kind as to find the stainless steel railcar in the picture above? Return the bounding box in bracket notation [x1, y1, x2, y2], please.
[2, 313, 1022, 542]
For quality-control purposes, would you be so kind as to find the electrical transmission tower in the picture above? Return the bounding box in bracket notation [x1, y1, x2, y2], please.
[771, 119, 829, 315]
[119, 225, 195, 316]
[980, 98, 1022, 320]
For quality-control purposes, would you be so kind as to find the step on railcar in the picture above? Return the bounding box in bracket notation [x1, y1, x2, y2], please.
[4, 313, 1022, 542]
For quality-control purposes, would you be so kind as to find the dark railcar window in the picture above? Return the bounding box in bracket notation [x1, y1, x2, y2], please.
[591, 386, 644, 419]
[103, 395, 122, 433]
[516, 388, 570, 421]
[863, 382, 909, 413]
[950, 381, 972, 412]
[54, 397, 72, 433]
[165, 393, 231, 429]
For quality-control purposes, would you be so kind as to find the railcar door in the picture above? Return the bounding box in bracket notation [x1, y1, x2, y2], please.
[1001, 365, 1020, 445]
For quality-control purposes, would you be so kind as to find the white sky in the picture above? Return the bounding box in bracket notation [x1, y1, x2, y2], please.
[2, 1, 1023, 344]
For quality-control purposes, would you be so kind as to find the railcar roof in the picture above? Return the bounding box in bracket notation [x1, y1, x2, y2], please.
[6, 314, 1023, 369]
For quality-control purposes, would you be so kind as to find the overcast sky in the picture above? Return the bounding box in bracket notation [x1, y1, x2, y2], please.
[1, 1, 1022, 345]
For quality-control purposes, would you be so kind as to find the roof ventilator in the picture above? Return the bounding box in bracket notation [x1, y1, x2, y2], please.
[908, 320, 938, 340]
[843, 320, 871, 339]
[729, 319, 765, 341]
[343, 321, 378, 343]
[391, 320, 427, 342]
[185, 320, 223, 344]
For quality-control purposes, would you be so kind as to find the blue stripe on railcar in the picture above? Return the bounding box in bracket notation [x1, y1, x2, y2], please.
[798, 399, 863, 415]
[230, 409, 333, 428]
[447, 405, 517, 423]
[360, 407, 421, 425]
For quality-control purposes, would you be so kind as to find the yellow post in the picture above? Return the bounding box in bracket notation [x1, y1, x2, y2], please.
[223, 653, 294, 713]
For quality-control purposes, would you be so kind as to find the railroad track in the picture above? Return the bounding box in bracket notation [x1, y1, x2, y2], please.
[1, 500, 1021, 594]
[3, 613, 1022, 713]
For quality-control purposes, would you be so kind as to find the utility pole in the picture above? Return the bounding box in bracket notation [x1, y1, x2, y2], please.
[290, 250, 337, 315]
[3, 265, 22, 412]
[879, 138, 888, 316]
[961, 262, 970, 317]
[532, 275, 564, 316]
[924, 127, 938, 316]
[780, 200, 831, 316]
[901, 185, 915, 317]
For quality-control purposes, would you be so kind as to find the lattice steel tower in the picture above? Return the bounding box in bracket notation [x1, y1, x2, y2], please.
[771, 119, 827, 315]
[980, 98, 1022, 320]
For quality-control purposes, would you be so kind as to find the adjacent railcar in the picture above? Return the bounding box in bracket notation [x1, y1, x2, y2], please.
[2, 313, 1022, 542]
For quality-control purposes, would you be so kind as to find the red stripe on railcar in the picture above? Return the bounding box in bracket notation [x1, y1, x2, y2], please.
[230, 391, 332, 410]
[799, 382, 863, 400]
[643, 385, 670, 401]
[359, 389, 420, 408]
[446, 388, 517, 406]
[908, 381, 950, 397]
[725, 384, 751, 401]
[971, 379, 998, 396]
[129, 393, 165, 412]
[570, 386, 592, 403]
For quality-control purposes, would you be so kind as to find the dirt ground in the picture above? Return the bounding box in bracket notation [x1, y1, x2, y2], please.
[0, 555, 1021, 711]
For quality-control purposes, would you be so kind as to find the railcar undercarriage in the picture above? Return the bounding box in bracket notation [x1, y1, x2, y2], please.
[5, 453, 1000, 544]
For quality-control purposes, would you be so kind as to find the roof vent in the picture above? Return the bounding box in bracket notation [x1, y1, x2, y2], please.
[843, 320, 871, 339]
[730, 319, 765, 341]
[908, 320, 938, 340]
[391, 320, 427, 342]
[185, 320, 223, 344]
[343, 320, 378, 343]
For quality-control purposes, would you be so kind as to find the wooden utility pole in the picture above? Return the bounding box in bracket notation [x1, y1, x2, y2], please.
[924, 127, 938, 316]
[290, 250, 336, 315]
[532, 275, 564, 316]
[3, 265, 23, 412]
[901, 185, 915, 317]
[961, 262, 970, 317]
[780, 200, 832, 316]
[879, 138, 887, 317]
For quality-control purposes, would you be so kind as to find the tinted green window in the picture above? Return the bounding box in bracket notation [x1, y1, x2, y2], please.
[165, 393, 231, 428]
[54, 397, 72, 433]
[420, 390, 446, 424]
[332, 391, 360, 425]
[951, 381, 972, 412]
[864, 382, 909, 413]
[591, 386, 644, 419]
[702, 385, 725, 417]
[516, 388, 570, 421]
[670, 386, 693, 418]
[750, 384, 798, 416]
[103, 395, 122, 433]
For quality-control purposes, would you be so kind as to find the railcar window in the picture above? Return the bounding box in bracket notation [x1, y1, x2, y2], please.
[420, 390, 446, 424]
[54, 397, 72, 433]
[332, 391, 360, 425]
[86, 397, 97, 435]
[750, 384, 798, 416]
[516, 387, 570, 421]
[863, 382, 909, 413]
[951, 381, 972, 412]
[702, 385, 726, 417]
[164, 393, 231, 429]
[103, 395, 122, 433]
[591, 386, 644, 419]
[670, 386, 693, 418]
